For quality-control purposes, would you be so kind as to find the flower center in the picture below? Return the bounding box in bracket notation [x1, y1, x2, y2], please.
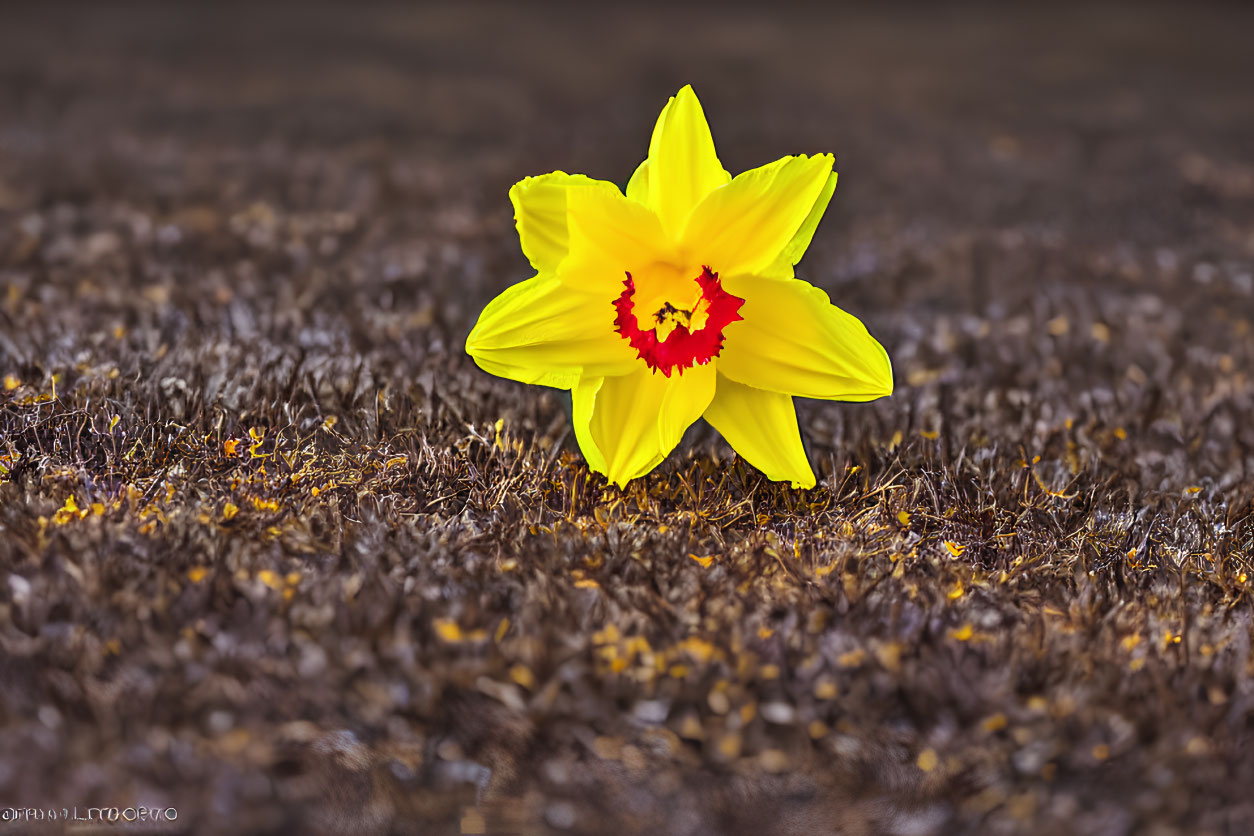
[613, 266, 744, 376]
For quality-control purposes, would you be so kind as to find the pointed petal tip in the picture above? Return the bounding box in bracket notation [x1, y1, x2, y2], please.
[873, 340, 895, 396]
[463, 322, 486, 357]
[597, 460, 637, 490]
[850, 345, 894, 400]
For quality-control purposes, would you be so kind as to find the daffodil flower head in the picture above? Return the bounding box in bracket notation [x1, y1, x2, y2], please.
[466, 85, 893, 489]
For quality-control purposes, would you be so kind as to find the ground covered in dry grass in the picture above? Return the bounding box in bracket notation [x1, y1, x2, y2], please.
[2, 3, 1254, 834]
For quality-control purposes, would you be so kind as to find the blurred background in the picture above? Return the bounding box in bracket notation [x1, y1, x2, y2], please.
[3, 2, 1253, 340]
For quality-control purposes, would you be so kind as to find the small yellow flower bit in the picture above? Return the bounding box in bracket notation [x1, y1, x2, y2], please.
[466, 85, 892, 488]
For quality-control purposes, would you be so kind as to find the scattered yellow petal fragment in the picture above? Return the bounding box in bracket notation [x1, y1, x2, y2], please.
[944, 541, 966, 558]
[187, 566, 209, 583]
[222, 502, 239, 520]
[981, 713, 1008, 733]
[678, 636, 715, 662]
[837, 649, 866, 668]
[433, 619, 463, 642]
[916, 748, 939, 772]
[224, 439, 239, 457]
[53, 495, 88, 525]
[897, 511, 912, 526]
[716, 733, 742, 760]
[950, 623, 975, 642]
[2, 375, 18, 391]
[509, 664, 535, 689]
[593, 623, 620, 645]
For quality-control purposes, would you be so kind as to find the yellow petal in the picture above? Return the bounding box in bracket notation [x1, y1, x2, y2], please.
[466, 275, 636, 389]
[682, 154, 834, 277]
[573, 364, 715, 487]
[510, 172, 622, 274]
[572, 376, 608, 474]
[638, 85, 730, 237]
[563, 186, 671, 294]
[779, 170, 838, 268]
[704, 374, 815, 489]
[718, 276, 893, 401]
[626, 159, 650, 204]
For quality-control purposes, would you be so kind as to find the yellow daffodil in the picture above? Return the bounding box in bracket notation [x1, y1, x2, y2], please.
[466, 85, 892, 488]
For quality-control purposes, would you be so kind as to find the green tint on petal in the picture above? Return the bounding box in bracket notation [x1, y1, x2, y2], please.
[682, 154, 834, 278]
[704, 374, 815, 488]
[718, 275, 893, 401]
[575, 363, 716, 487]
[510, 172, 622, 274]
[465, 275, 637, 389]
[641, 85, 731, 238]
